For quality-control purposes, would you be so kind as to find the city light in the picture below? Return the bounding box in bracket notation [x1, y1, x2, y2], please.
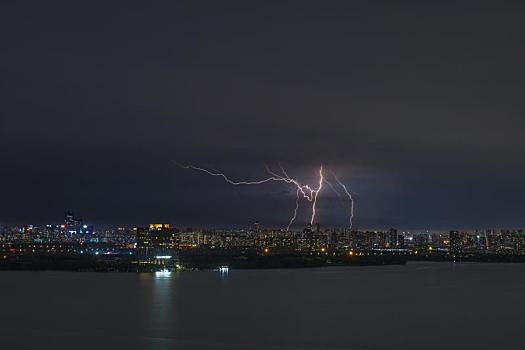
[155, 269, 172, 277]
[4, 216, 525, 273]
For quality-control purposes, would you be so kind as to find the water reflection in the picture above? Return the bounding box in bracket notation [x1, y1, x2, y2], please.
[218, 266, 230, 278]
[2, 264, 525, 350]
[154, 269, 173, 278]
[139, 271, 178, 347]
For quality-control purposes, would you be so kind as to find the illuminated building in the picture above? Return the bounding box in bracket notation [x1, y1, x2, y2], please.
[137, 224, 178, 264]
[449, 231, 461, 253]
[388, 228, 398, 248]
[63, 211, 93, 235]
[149, 223, 170, 230]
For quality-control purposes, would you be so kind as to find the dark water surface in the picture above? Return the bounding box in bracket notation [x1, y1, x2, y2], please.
[1, 262, 524, 350]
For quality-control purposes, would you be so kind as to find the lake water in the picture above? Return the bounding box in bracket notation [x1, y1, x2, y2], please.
[1, 262, 524, 350]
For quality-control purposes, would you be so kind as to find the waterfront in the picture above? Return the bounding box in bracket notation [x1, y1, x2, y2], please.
[1, 262, 524, 350]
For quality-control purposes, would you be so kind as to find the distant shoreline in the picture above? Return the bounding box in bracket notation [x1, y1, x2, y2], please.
[2, 251, 525, 272]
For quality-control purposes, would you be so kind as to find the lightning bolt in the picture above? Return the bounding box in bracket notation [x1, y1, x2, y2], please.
[311, 165, 324, 225]
[331, 171, 355, 230]
[265, 164, 324, 225]
[176, 163, 282, 185]
[287, 188, 301, 231]
[176, 162, 354, 230]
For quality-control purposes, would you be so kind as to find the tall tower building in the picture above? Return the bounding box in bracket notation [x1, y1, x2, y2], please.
[449, 230, 461, 253]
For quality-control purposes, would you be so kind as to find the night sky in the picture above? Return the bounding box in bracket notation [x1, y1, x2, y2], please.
[2, 1, 525, 229]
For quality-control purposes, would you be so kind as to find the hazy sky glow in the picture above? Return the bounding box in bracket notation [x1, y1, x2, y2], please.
[1, 1, 525, 229]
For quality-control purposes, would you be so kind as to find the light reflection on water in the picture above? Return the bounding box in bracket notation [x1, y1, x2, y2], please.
[139, 271, 177, 341]
[1, 263, 525, 350]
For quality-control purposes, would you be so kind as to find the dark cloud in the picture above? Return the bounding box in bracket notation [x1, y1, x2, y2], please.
[1, 0, 525, 228]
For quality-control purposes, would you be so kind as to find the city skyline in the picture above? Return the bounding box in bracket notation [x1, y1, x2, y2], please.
[5, 208, 525, 233]
[4, 211, 525, 265]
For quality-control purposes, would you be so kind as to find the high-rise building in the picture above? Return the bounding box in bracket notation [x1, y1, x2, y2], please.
[397, 232, 405, 249]
[449, 230, 461, 253]
[388, 228, 398, 248]
[137, 224, 178, 262]
[64, 211, 88, 235]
